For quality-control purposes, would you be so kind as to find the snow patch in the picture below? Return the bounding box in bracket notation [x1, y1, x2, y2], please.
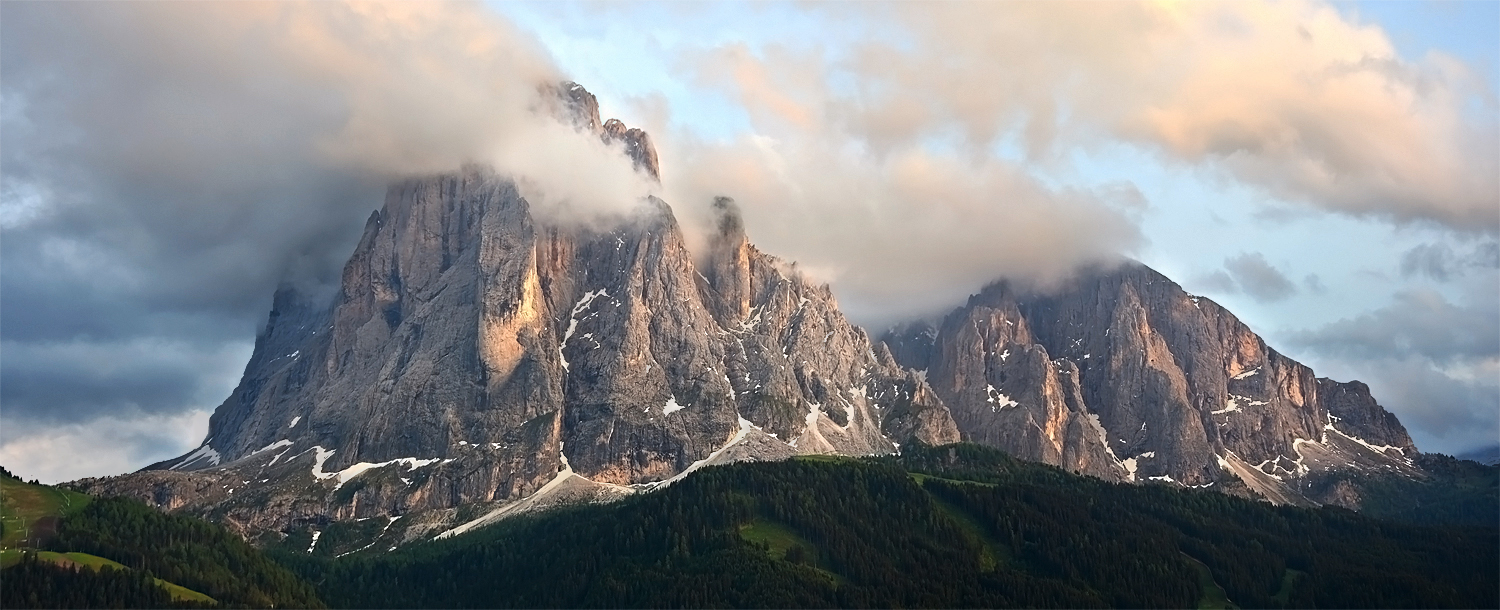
[306, 530, 322, 554]
[791, 402, 833, 452]
[648, 417, 755, 490]
[337, 516, 403, 558]
[309, 446, 439, 489]
[985, 385, 1018, 410]
[1083, 413, 1131, 481]
[1232, 367, 1260, 380]
[561, 289, 610, 370]
[289, 416, 301, 428]
[1324, 422, 1408, 457]
[1212, 397, 1242, 415]
[251, 439, 294, 456]
[439, 448, 577, 539]
[169, 443, 222, 470]
[663, 396, 686, 415]
[310, 447, 337, 479]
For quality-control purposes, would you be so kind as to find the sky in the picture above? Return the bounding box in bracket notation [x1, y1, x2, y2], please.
[1, 1, 1496, 483]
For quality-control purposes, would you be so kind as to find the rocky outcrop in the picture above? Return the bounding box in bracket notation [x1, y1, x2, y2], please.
[884, 263, 1419, 497]
[79, 84, 957, 542]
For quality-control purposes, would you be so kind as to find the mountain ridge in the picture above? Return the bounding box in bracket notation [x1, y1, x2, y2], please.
[72, 82, 1423, 546]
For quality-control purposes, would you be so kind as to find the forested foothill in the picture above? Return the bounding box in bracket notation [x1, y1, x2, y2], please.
[0, 470, 323, 608]
[3, 445, 1495, 608]
[275, 443, 1497, 609]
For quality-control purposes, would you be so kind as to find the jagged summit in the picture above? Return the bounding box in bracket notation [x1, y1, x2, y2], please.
[90, 83, 956, 541]
[546, 80, 660, 180]
[78, 83, 1418, 546]
[883, 261, 1418, 501]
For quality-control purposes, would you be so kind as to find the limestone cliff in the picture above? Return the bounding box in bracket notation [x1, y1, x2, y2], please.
[85, 84, 957, 545]
[884, 263, 1418, 500]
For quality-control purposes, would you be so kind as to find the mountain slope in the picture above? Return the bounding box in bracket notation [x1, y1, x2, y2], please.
[275, 444, 1498, 609]
[0, 471, 321, 608]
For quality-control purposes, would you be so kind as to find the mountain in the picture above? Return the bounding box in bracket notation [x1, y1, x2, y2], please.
[71, 82, 1425, 547]
[275, 445, 1498, 609]
[72, 82, 958, 543]
[882, 265, 1420, 506]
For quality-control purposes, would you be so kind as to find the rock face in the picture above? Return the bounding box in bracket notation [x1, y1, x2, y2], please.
[883, 263, 1418, 494]
[85, 83, 956, 544]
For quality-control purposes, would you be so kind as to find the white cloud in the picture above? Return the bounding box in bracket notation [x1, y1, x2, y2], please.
[0, 410, 210, 484]
[785, 1, 1497, 231]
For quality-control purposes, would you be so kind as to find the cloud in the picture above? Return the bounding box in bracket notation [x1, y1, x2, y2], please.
[0, 1, 656, 479]
[1399, 241, 1500, 281]
[0, 339, 251, 425]
[1194, 270, 1241, 295]
[663, 132, 1143, 327]
[1, 1, 654, 336]
[1223, 252, 1299, 303]
[0, 410, 211, 485]
[1302, 274, 1328, 294]
[1288, 288, 1499, 454]
[663, 43, 1144, 327]
[1288, 289, 1498, 365]
[1190, 253, 1299, 302]
[778, 1, 1499, 232]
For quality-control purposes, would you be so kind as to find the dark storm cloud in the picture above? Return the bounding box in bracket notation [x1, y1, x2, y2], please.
[1361, 359, 1499, 449]
[0, 2, 664, 482]
[0, 339, 250, 426]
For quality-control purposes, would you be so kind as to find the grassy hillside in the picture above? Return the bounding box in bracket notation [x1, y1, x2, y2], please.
[278, 443, 1498, 609]
[0, 469, 322, 608]
[1, 471, 90, 550]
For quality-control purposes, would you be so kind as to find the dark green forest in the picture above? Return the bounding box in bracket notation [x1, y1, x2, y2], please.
[0, 471, 324, 610]
[276, 444, 1498, 609]
[1, 551, 204, 609]
[4, 444, 1497, 608]
[43, 497, 325, 608]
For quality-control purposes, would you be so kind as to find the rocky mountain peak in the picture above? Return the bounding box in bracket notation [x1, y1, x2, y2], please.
[76, 83, 1421, 547]
[884, 260, 1419, 500]
[543, 81, 660, 180]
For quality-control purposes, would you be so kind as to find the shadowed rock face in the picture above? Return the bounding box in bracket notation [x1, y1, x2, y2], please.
[885, 263, 1417, 490]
